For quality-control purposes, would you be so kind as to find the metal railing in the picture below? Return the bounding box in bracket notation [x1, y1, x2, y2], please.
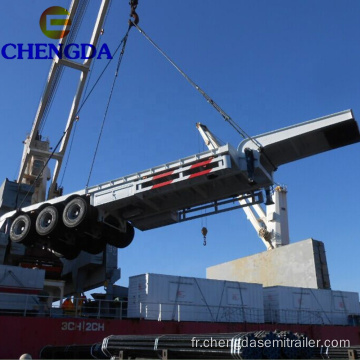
[129, 301, 358, 326]
[0, 292, 358, 326]
[0, 292, 127, 319]
[130, 301, 263, 323]
[264, 308, 357, 326]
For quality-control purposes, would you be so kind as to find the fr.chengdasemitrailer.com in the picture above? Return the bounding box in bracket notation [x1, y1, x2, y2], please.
[190, 337, 350, 349]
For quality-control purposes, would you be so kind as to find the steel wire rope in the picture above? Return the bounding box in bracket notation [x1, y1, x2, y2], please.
[131, 23, 259, 144]
[197, 137, 209, 246]
[131, 22, 279, 172]
[86, 27, 132, 187]
[16, 0, 90, 205]
[59, 120, 78, 189]
[75, 32, 129, 117]
[59, 0, 112, 188]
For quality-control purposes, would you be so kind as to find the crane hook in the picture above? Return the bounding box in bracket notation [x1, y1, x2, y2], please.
[129, 0, 139, 26]
[201, 227, 208, 246]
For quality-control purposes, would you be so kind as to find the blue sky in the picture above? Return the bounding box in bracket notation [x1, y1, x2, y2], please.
[1, 1, 360, 295]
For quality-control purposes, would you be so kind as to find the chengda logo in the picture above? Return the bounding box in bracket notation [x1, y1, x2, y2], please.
[0, 5, 112, 60]
[40, 6, 72, 39]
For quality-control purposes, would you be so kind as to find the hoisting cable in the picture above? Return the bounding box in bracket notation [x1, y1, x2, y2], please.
[60, 1, 112, 188]
[59, 118, 78, 188]
[130, 22, 256, 142]
[17, 27, 134, 208]
[16, 4, 138, 208]
[85, 3, 139, 186]
[130, 21, 278, 171]
[76, 33, 129, 117]
[86, 25, 132, 187]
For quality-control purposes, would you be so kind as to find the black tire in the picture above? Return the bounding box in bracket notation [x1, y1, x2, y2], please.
[80, 236, 107, 254]
[51, 243, 81, 260]
[9, 214, 32, 244]
[62, 197, 89, 229]
[36, 206, 59, 236]
[106, 222, 135, 248]
[63, 247, 81, 260]
[80, 224, 107, 254]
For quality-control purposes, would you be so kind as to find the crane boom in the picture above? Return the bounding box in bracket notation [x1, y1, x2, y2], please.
[17, 0, 112, 204]
[239, 186, 290, 249]
[197, 121, 278, 248]
[196, 110, 359, 249]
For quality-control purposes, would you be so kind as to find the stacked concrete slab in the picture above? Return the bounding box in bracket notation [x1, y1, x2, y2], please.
[206, 239, 330, 289]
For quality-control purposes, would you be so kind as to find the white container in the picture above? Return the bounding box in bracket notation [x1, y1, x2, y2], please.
[0, 265, 45, 290]
[0, 265, 45, 311]
[128, 273, 264, 323]
[263, 286, 360, 325]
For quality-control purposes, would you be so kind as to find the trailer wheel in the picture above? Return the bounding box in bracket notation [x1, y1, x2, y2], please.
[9, 214, 32, 244]
[106, 222, 135, 248]
[80, 224, 107, 254]
[62, 197, 89, 229]
[81, 236, 107, 254]
[36, 206, 59, 236]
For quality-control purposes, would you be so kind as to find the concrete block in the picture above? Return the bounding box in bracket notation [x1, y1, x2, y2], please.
[206, 238, 330, 289]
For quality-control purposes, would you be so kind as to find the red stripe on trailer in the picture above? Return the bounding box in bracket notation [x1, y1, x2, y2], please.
[152, 170, 175, 180]
[152, 180, 174, 189]
[189, 169, 212, 179]
[190, 158, 213, 169]
[0, 287, 40, 295]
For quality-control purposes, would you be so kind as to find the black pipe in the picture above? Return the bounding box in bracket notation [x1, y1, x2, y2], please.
[40, 343, 107, 359]
[101, 331, 315, 359]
